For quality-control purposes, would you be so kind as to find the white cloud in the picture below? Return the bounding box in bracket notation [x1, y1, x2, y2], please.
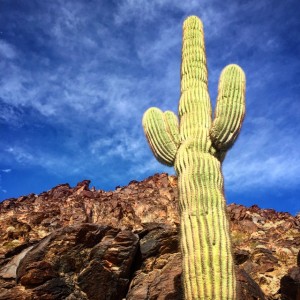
[114, 0, 202, 25]
[135, 21, 181, 66]
[0, 39, 17, 59]
[3, 146, 77, 177]
[128, 156, 174, 177]
[223, 117, 300, 191]
[114, 0, 163, 25]
[6, 147, 35, 164]
[89, 130, 147, 162]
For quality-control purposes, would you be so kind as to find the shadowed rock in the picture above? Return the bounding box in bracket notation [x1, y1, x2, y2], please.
[280, 250, 300, 300]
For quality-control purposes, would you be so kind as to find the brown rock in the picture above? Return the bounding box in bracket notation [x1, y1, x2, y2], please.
[33, 278, 73, 300]
[0, 173, 299, 299]
[0, 245, 34, 279]
[127, 253, 182, 300]
[75, 179, 91, 190]
[234, 249, 250, 265]
[19, 260, 56, 287]
[280, 251, 300, 300]
[139, 224, 179, 259]
[236, 267, 266, 299]
[280, 266, 300, 300]
[14, 224, 138, 299]
[50, 183, 72, 200]
[251, 247, 279, 273]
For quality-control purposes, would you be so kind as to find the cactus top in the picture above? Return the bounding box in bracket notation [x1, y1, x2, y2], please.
[143, 15, 246, 166]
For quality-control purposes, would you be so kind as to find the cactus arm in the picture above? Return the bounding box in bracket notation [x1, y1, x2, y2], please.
[163, 110, 180, 145]
[210, 64, 246, 151]
[142, 107, 179, 166]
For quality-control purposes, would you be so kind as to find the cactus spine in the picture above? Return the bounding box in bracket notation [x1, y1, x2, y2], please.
[142, 16, 246, 299]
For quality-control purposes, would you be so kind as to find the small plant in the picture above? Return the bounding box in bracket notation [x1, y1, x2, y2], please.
[143, 16, 246, 299]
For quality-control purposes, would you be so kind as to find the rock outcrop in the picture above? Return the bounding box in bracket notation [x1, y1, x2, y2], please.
[0, 173, 299, 299]
[280, 250, 300, 300]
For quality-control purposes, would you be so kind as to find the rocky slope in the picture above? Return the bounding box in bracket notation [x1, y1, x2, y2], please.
[0, 173, 299, 299]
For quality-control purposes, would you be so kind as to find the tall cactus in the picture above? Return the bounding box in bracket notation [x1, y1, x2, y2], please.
[142, 16, 246, 299]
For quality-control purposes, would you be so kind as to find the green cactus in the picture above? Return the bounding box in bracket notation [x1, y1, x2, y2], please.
[142, 16, 245, 299]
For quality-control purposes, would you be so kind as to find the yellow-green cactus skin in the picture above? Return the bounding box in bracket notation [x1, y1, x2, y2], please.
[142, 16, 246, 300]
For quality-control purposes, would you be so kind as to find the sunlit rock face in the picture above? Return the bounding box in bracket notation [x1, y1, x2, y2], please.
[0, 173, 299, 299]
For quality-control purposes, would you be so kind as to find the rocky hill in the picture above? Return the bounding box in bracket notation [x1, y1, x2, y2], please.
[0, 173, 299, 300]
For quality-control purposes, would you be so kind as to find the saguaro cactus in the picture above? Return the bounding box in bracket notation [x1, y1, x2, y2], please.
[142, 16, 246, 299]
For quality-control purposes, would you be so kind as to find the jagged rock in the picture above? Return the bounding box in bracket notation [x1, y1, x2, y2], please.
[1, 224, 139, 299]
[251, 248, 279, 273]
[19, 260, 57, 287]
[0, 173, 299, 299]
[280, 250, 300, 300]
[234, 249, 251, 265]
[280, 267, 300, 300]
[127, 224, 182, 299]
[0, 245, 34, 279]
[127, 252, 182, 300]
[236, 267, 266, 300]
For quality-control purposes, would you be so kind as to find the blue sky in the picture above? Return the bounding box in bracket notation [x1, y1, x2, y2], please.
[0, 0, 299, 215]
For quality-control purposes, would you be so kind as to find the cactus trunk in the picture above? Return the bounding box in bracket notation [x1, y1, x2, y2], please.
[176, 153, 235, 299]
[142, 15, 246, 300]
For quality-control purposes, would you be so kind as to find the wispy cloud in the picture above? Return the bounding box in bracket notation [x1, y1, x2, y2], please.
[224, 116, 300, 190]
[0, 39, 17, 59]
[114, 0, 201, 25]
[0, 169, 11, 194]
